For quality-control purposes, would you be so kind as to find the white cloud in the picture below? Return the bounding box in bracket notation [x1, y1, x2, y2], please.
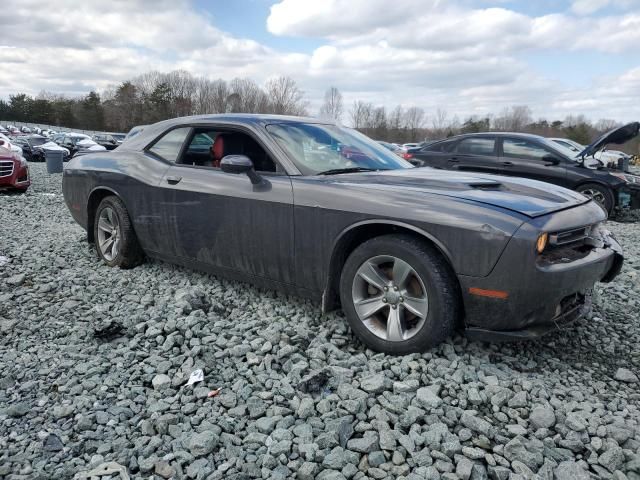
[0, 0, 638, 123]
[571, 0, 640, 15]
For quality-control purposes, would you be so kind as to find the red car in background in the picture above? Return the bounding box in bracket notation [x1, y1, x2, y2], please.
[0, 146, 30, 193]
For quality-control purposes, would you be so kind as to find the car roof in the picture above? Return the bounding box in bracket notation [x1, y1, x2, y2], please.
[123, 113, 334, 150]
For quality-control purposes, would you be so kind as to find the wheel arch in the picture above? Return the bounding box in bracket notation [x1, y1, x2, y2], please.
[322, 220, 456, 312]
[86, 186, 123, 243]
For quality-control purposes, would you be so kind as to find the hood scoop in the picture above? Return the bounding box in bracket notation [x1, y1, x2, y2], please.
[468, 181, 503, 191]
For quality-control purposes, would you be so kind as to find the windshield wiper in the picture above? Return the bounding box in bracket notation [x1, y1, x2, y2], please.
[317, 167, 385, 175]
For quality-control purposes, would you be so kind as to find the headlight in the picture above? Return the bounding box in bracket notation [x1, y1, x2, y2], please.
[536, 232, 548, 253]
[609, 171, 640, 184]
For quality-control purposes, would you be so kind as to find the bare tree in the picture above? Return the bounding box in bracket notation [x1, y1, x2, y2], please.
[349, 100, 373, 129]
[319, 86, 343, 122]
[403, 106, 425, 141]
[494, 105, 532, 131]
[430, 107, 450, 138]
[594, 118, 619, 132]
[228, 78, 267, 113]
[264, 76, 308, 115]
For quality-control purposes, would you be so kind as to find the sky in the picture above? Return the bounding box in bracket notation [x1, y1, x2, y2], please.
[1, 0, 639, 123]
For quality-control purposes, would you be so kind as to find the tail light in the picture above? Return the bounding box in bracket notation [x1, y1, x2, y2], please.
[402, 152, 413, 160]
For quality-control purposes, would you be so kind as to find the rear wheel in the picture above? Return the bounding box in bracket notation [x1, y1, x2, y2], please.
[576, 183, 614, 214]
[94, 196, 144, 268]
[339, 234, 460, 354]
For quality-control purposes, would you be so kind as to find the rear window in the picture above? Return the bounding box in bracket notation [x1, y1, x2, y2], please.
[148, 127, 190, 162]
[456, 138, 495, 155]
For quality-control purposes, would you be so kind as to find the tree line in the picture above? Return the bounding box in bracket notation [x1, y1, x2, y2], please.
[0, 69, 636, 153]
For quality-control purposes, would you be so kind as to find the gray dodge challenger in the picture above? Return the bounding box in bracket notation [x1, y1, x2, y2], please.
[62, 114, 623, 354]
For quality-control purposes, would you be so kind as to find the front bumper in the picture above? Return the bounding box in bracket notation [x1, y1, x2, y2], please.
[0, 161, 30, 191]
[460, 201, 623, 341]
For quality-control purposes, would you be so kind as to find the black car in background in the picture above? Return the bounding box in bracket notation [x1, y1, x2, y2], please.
[406, 122, 640, 213]
[93, 133, 126, 150]
[11, 135, 48, 160]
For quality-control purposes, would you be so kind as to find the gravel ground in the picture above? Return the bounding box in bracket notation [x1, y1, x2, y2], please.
[1, 163, 639, 480]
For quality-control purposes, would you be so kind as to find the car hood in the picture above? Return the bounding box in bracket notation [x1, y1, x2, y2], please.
[331, 168, 590, 218]
[578, 121, 639, 158]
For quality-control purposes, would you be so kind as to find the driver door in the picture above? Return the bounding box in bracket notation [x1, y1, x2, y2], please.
[151, 125, 296, 285]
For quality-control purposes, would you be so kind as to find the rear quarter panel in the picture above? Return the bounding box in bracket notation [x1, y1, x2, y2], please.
[63, 150, 170, 252]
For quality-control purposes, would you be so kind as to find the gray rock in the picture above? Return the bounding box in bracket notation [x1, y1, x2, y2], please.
[360, 373, 387, 393]
[347, 431, 379, 453]
[6, 273, 26, 286]
[529, 405, 556, 430]
[456, 457, 474, 480]
[297, 462, 318, 480]
[460, 411, 493, 437]
[154, 460, 176, 479]
[297, 397, 315, 418]
[599, 446, 625, 472]
[368, 451, 386, 468]
[416, 387, 443, 409]
[152, 373, 171, 390]
[614, 367, 638, 383]
[43, 433, 64, 452]
[187, 431, 219, 457]
[554, 460, 590, 480]
[7, 402, 29, 418]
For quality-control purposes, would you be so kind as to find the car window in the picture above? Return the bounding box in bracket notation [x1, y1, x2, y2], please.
[179, 128, 279, 173]
[267, 123, 411, 175]
[148, 127, 191, 162]
[456, 138, 495, 155]
[503, 139, 552, 161]
[424, 140, 455, 153]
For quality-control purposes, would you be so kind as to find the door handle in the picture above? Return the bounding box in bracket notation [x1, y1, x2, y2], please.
[449, 157, 459, 162]
[166, 176, 182, 185]
[502, 161, 514, 167]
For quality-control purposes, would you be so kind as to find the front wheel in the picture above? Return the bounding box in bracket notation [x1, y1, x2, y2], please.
[94, 196, 144, 268]
[576, 183, 614, 215]
[339, 234, 460, 354]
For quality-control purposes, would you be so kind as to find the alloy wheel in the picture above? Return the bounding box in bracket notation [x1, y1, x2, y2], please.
[580, 188, 606, 207]
[351, 255, 429, 342]
[97, 207, 121, 261]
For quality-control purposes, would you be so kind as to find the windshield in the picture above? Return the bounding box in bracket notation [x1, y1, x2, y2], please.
[539, 138, 581, 161]
[266, 123, 412, 175]
[111, 134, 126, 141]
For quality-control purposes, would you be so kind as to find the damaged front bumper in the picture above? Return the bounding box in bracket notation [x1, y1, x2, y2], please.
[460, 201, 623, 341]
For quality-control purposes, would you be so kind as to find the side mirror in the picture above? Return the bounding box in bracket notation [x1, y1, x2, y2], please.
[220, 155, 263, 185]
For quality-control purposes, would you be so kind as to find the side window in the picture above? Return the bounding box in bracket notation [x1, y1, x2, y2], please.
[424, 140, 455, 153]
[148, 127, 190, 162]
[503, 139, 551, 161]
[177, 127, 279, 173]
[456, 138, 495, 156]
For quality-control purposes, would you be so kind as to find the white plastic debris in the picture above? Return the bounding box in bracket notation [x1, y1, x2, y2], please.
[185, 369, 204, 386]
[0, 256, 9, 267]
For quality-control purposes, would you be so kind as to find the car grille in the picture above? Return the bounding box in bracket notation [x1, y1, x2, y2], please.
[0, 160, 14, 178]
[538, 224, 601, 266]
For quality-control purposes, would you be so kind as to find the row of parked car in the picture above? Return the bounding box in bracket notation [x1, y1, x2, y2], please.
[377, 126, 639, 214]
[0, 125, 125, 193]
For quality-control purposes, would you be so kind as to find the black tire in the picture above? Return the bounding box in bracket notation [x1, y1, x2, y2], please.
[576, 183, 614, 215]
[93, 195, 144, 269]
[339, 234, 460, 354]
